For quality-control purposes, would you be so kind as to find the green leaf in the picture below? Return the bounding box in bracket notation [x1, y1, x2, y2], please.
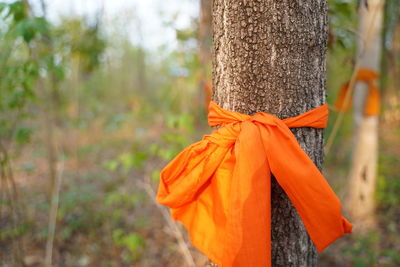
[123, 232, 145, 253]
[14, 20, 35, 42]
[8, 90, 24, 109]
[0, 3, 7, 13]
[158, 147, 178, 161]
[176, 28, 195, 42]
[148, 143, 159, 155]
[105, 192, 123, 206]
[8, 1, 27, 22]
[166, 114, 178, 129]
[150, 169, 161, 183]
[178, 113, 194, 133]
[32, 17, 49, 35]
[112, 229, 125, 246]
[105, 160, 119, 172]
[15, 127, 32, 144]
[131, 152, 148, 169]
[118, 152, 132, 169]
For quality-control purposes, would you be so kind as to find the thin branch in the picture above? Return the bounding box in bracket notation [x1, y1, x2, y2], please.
[138, 181, 196, 267]
[44, 151, 65, 267]
[324, 2, 383, 155]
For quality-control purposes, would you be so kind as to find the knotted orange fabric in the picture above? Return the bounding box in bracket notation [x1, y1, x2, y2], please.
[335, 69, 380, 115]
[157, 101, 352, 267]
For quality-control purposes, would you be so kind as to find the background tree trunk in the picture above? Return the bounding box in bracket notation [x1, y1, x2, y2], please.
[199, 0, 213, 73]
[346, 0, 384, 231]
[198, 0, 213, 108]
[211, 0, 328, 265]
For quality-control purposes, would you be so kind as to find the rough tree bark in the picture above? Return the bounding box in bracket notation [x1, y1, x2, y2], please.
[346, 0, 384, 231]
[211, 0, 328, 265]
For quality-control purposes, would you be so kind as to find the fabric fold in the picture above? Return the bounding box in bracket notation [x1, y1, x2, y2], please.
[335, 68, 380, 116]
[157, 101, 352, 267]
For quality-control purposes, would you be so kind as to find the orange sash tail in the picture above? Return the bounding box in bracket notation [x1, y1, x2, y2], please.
[157, 102, 352, 267]
[335, 69, 380, 116]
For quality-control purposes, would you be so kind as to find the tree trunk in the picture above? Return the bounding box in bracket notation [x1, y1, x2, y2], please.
[346, 0, 384, 231]
[198, 0, 213, 108]
[211, 0, 328, 265]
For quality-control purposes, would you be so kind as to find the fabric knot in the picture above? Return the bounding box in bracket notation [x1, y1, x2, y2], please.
[157, 101, 351, 267]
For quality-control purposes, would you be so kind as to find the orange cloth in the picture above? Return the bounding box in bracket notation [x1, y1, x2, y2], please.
[335, 69, 380, 115]
[157, 102, 352, 267]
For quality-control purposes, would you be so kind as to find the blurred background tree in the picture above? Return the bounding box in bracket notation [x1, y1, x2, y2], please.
[345, 0, 383, 232]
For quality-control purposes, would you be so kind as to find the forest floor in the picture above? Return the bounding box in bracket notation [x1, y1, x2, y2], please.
[2, 110, 400, 267]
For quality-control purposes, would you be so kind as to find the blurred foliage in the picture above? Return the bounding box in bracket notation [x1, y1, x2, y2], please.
[0, 1, 45, 145]
[112, 229, 146, 261]
[344, 232, 379, 267]
[377, 153, 400, 208]
[0, 0, 106, 145]
[328, 0, 357, 51]
[55, 17, 106, 75]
